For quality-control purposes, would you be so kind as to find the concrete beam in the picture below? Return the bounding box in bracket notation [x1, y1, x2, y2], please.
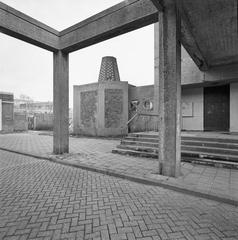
[0, 2, 59, 51]
[53, 51, 69, 154]
[157, 1, 181, 177]
[0, 0, 209, 71]
[59, 0, 158, 53]
[59, 0, 207, 72]
[150, 0, 164, 12]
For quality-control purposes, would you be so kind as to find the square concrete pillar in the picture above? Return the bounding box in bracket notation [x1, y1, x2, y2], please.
[156, 1, 181, 177]
[154, 22, 160, 114]
[53, 51, 69, 154]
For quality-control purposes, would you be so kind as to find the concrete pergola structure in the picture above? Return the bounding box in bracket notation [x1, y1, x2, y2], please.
[0, 0, 237, 177]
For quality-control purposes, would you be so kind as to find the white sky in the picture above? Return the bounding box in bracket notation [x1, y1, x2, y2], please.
[0, 0, 154, 107]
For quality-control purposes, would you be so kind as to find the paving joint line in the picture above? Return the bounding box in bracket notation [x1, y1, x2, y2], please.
[0, 146, 237, 207]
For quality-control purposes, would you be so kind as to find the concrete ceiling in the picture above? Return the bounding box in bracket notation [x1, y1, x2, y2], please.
[180, 0, 238, 68]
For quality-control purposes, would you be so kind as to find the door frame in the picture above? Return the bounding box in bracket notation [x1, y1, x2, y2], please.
[203, 84, 230, 132]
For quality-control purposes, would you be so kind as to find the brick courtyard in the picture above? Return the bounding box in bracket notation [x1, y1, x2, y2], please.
[0, 132, 238, 204]
[1, 150, 238, 240]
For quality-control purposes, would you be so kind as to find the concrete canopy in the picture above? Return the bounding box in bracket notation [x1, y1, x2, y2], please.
[152, 0, 238, 69]
[180, 0, 238, 68]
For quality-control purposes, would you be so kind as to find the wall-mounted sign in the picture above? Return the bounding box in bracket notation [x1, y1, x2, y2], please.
[182, 101, 194, 117]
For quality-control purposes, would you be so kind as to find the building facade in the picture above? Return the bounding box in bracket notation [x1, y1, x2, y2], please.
[73, 51, 238, 136]
[73, 57, 128, 136]
[181, 48, 238, 132]
[0, 92, 14, 133]
[14, 99, 53, 114]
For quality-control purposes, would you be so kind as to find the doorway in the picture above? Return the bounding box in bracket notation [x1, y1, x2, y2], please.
[204, 84, 230, 131]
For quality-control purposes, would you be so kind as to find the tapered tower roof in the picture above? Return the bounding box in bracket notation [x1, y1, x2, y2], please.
[98, 56, 120, 82]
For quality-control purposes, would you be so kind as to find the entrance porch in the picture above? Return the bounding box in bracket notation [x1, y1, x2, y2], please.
[113, 131, 238, 168]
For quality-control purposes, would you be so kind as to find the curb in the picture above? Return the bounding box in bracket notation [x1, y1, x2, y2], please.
[0, 147, 237, 207]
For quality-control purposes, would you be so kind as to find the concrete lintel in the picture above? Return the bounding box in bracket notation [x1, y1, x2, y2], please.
[59, 0, 158, 53]
[0, 2, 59, 51]
[53, 51, 69, 154]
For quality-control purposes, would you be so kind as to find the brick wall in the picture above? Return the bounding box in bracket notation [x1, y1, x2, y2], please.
[14, 112, 28, 131]
[34, 113, 53, 130]
[105, 89, 123, 128]
[1, 103, 14, 133]
[80, 90, 98, 128]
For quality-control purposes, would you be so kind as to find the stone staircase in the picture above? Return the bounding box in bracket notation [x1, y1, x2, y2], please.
[112, 132, 238, 168]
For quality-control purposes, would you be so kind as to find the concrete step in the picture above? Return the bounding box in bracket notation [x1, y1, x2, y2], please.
[112, 149, 157, 159]
[129, 133, 238, 144]
[114, 133, 238, 165]
[182, 157, 238, 169]
[112, 149, 238, 168]
[128, 133, 159, 139]
[181, 145, 238, 156]
[125, 137, 158, 143]
[118, 144, 238, 162]
[121, 140, 158, 148]
[181, 150, 238, 162]
[182, 140, 238, 150]
[125, 137, 238, 150]
[124, 139, 238, 155]
[117, 144, 158, 153]
[182, 136, 238, 144]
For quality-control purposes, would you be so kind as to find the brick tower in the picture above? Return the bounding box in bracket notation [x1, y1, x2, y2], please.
[98, 56, 120, 82]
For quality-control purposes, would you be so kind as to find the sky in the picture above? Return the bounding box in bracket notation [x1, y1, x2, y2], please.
[0, 0, 154, 107]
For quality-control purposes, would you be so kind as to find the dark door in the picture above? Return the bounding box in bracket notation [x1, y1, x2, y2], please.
[204, 85, 230, 131]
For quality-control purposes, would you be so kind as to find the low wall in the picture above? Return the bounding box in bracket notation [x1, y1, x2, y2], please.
[1, 102, 14, 133]
[34, 113, 53, 130]
[0, 92, 14, 133]
[14, 112, 28, 131]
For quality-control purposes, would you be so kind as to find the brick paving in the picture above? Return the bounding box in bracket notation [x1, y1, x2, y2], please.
[1, 150, 238, 240]
[0, 132, 238, 204]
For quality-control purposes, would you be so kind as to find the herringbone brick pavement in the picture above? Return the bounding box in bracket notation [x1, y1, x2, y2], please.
[0, 132, 238, 202]
[0, 150, 238, 240]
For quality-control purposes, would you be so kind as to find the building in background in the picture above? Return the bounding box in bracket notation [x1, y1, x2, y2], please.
[74, 56, 128, 136]
[14, 98, 53, 114]
[14, 97, 54, 131]
[74, 50, 238, 137]
[0, 92, 14, 133]
[73, 56, 158, 137]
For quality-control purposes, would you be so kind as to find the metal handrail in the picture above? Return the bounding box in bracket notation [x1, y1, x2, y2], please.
[126, 112, 139, 125]
[120, 112, 139, 138]
[121, 111, 159, 142]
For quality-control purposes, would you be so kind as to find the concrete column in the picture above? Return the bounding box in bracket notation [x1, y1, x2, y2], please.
[156, 0, 181, 177]
[53, 51, 69, 154]
[154, 22, 159, 114]
[0, 99, 2, 131]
